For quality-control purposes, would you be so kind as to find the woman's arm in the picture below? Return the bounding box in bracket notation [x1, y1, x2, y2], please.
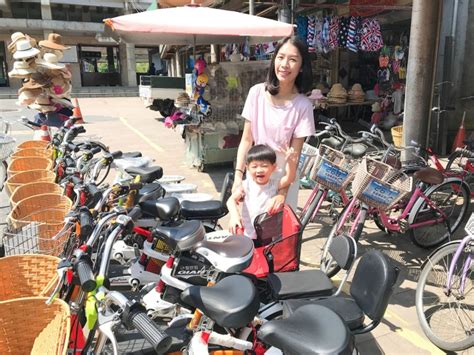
[267, 137, 305, 214]
[232, 120, 253, 192]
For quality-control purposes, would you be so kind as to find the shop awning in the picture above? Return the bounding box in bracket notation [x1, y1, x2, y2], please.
[103, 5, 294, 46]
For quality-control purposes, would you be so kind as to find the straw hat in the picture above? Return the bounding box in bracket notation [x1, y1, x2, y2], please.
[8, 61, 35, 78]
[371, 101, 382, 112]
[348, 83, 365, 103]
[18, 78, 46, 93]
[51, 68, 72, 80]
[175, 92, 191, 108]
[16, 88, 42, 106]
[308, 89, 324, 101]
[39, 33, 70, 51]
[29, 94, 55, 112]
[7, 32, 26, 53]
[328, 83, 348, 103]
[36, 53, 65, 70]
[13, 39, 40, 60]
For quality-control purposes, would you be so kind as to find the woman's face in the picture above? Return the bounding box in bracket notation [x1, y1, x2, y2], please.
[274, 42, 302, 85]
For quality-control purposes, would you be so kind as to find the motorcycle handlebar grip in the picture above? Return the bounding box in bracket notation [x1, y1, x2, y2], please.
[91, 146, 102, 155]
[76, 259, 96, 292]
[129, 311, 172, 354]
[28, 120, 42, 128]
[70, 175, 82, 186]
[111, 150, 123, 159]
[79, 207, 94, 240]
[76, 126, 86, 134]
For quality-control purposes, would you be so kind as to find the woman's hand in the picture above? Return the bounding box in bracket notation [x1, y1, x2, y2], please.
[228, 215, 243, 234]
[266, 193, 286, 215]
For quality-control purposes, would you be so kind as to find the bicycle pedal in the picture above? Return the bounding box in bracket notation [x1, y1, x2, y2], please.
[399, 219, 409, 233]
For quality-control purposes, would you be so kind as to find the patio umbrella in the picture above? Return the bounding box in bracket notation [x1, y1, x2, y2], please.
[103, 5, 294, 46]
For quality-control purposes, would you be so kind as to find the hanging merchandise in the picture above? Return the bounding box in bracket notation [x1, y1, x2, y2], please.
[296, 16, 309, 43]
[307, 16, 316, 53]
[346, 16, 361, 52]
[328, 16, 340, 50]
[378, 46, 390, 68]
[359, 18, 384, 52]
[338, 17, 350, 48]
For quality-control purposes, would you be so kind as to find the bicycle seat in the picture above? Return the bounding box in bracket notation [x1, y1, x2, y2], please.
[343, 143, 367, 159]
[136, 183, 165, 203]
[180, 275, 260, 328]
[122, 151, 142, 158]
[140, 197, 180, 221]
[125, 166, 163, 183]
[414, 167, 444, 185]
[180, 200, 226, 220]
[154, 220, 205, 251]
[258, 304, 354, 355]
[193, 235, 254, 273]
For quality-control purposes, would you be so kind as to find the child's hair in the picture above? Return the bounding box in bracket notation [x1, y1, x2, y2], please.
[246, 144, 276, 164]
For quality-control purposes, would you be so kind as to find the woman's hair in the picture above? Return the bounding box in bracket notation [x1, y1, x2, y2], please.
[265, 36, 313, 96]
[246, 144, 276, 164]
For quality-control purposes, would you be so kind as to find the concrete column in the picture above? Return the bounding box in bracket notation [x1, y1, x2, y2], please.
[119, 42, 137, 87]
[403, 0, 441, 152]
[175, 51, 182, 77]
[40, 0, 52, 20]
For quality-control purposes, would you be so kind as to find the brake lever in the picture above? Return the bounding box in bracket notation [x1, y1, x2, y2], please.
[46, 266, 68, 305]
[98, 311, 121, 355]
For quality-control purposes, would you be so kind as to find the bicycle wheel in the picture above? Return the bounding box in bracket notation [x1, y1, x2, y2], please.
[445, 149, 474, 193]
[320, 200, 364, 278]
[0, 160, 7, 191]
[415, 242, 474, 351]
[410, 180, 469, 248]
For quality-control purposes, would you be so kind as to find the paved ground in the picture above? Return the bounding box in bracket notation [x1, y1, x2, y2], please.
[0, 97, 472, 355]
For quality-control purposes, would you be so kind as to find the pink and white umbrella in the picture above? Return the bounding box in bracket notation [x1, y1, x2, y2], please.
[104, 5, 294, 45]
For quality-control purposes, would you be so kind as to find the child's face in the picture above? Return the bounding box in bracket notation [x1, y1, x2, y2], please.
[247, 159, 276, 185]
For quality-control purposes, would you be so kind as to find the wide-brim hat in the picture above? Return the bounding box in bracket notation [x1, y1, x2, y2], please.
[328, 83, 348, 98]
[19, 78, 45, 93]
[175, 92, 191, 108]
[36, 53, 65, 70]
[29, 94, 56, 112]
[13, 39, 40, 60]
[51, 97, 74, 108]
[39, 33, 70, 50]
[7, 32, 27, 53]
[8, 61, 35, 78]
[50, 68, 72, 80]
[16, 89, 41, 106]
[309, 89, 324, 101]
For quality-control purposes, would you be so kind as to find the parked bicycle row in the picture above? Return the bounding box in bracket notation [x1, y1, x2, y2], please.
[0, 115, 472, 353]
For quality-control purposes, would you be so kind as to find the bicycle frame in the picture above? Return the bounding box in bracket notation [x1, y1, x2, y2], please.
[446, 235, 473, 296]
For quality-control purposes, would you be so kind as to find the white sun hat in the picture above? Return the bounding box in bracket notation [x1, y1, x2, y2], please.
[35, 53, 65, 70]
[13, 39, 40, 60]
[8, 60, 35, 78]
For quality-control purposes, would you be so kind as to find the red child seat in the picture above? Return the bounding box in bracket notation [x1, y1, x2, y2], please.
[243, 204, 302, 278]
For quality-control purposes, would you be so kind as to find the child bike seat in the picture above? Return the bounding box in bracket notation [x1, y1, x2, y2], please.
[153, 220, 205, 251]
[193, 235, 254, 273]
[140, 197, 180, 221]
[181, 275, 260, 329]
[125, 166, 163, 183]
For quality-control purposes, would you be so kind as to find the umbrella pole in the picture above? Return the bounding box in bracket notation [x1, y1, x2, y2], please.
[193, 34, 196, 60]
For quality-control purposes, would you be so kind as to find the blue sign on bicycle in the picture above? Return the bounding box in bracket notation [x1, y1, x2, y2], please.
[362, 179, 400, 207]
[316, 160, 348, 188]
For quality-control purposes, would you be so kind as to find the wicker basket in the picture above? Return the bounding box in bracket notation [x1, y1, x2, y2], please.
[7, 157, 53, 178]
[5, 169, 56, 196]
[391, 125, 403, 147]
[0, 297, 70, 355]
[16, 140, 51, 150]
[10, 182, 62, 208]
[309, 145, 359, 193]
[351, 157, 412, 211]
[11, 147, 54, 161]
[8, 194, 71, 229]
[0, 255, 60, 301]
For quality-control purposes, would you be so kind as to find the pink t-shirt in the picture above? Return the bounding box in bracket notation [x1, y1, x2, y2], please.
[241, 83, 315, 151]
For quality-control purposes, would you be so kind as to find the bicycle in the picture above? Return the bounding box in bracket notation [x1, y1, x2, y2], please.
[415, 212, 474, 352]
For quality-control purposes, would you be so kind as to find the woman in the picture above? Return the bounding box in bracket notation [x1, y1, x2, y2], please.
[232, 36, 315, 213]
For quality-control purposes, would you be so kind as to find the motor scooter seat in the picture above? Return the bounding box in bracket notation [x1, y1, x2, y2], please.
[180, 200, 226, 220]
[181, 275, 259, 329]
[193, 235, 254, 273]
[414, 167, 444, 185]
[154, 220, 205, 251]
[258, 304, 354, 355]
[136, 183, 165, 204]
[125, 166, 163, 183]
[140, 197, 180, 221]
[121, 151, 142, 158]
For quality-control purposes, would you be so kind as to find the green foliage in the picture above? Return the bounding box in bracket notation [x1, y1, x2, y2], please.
[136, 62, 149, 73]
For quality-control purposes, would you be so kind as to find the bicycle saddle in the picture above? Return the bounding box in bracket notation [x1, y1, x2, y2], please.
[414, 167, 444, 185]
[180, 200, 226, 220]
[193, 235, 254, 273]
[181, 275, 260, 329]
[154, 220, 205, 251]
[125, 166, 163, 183]
[140, 196, 180, 221]
[258, 304, 354, 355]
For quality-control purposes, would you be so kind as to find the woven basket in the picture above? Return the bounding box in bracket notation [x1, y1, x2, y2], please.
[351, 157, 412, 211]
[8, 194, 71, 229]
[391, 125, 403, 147]
[11, 147, 54, 161]
[10, 182, 62, 208]
[7, 157, 53, 178]
[0, 255, 60, 301]
[0, 297, 70, 355]
[16, 140, 50, 150]
[5, 169, 56, 196]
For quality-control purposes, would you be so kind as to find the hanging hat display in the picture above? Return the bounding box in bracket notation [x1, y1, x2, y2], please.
[47, 75, 71, 99]
[39, 33, 70, 51]
[8, 60, 35, 78]
[7, 32, 27, 53]
[16, 88, 42, 106]
[13, 39, 40, 60]
[35, 53, 66, 70]
[29, 93, 56, 113]
[19, 77, 46, 92]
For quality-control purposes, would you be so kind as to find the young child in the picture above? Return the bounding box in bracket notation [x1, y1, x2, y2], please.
[227, 144, 297, 239]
